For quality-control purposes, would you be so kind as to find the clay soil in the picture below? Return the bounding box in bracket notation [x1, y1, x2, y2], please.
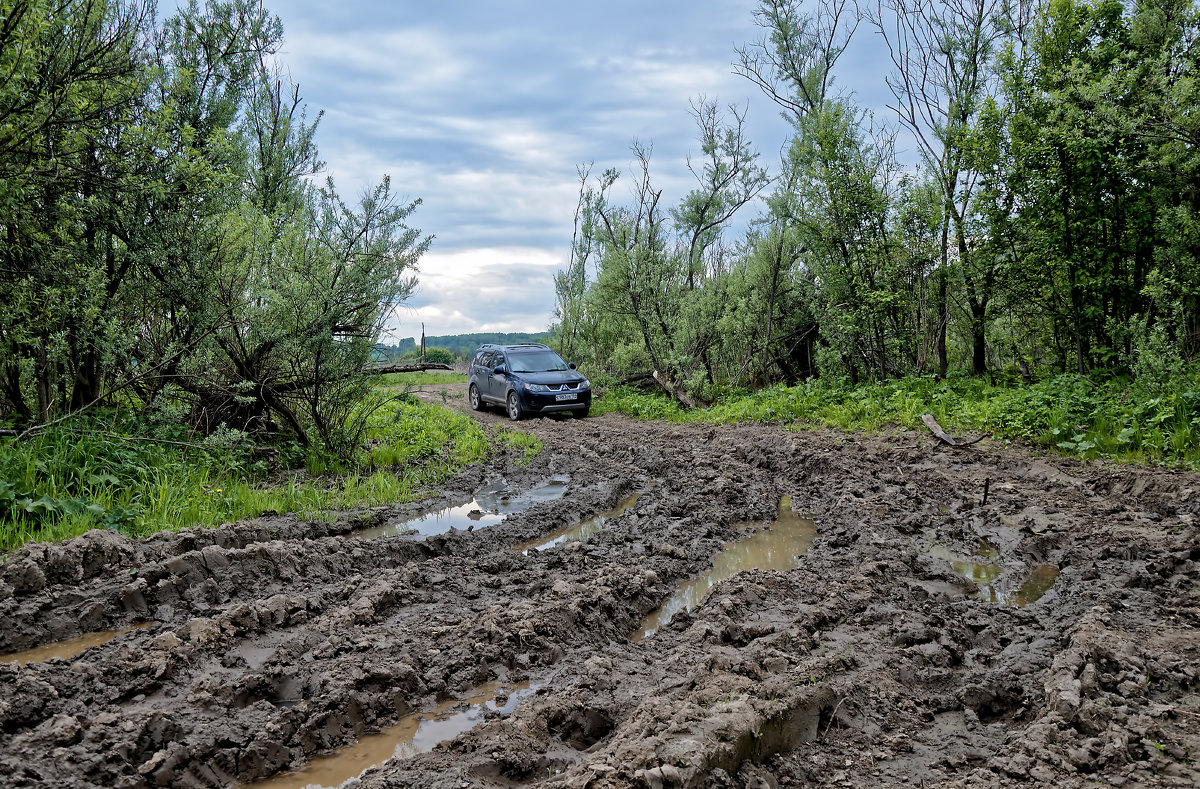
[2, 381, 1198, 788]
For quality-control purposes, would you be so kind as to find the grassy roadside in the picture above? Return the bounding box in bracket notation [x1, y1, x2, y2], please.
[592, 369, 1200, 470]
[0, 392, 537, 554]
[374, 370, 468, 388]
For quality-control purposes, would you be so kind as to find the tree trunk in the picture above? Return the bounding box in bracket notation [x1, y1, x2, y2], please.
[2, 365, 31, 421]
[971, 301, 987, 377]
[937, 269, 949, 379]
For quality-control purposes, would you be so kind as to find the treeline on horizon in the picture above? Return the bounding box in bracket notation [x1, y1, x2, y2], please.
[0, 0, 428, 453]
[554, 0, 1200, 403]
[377, 332, 552, 361]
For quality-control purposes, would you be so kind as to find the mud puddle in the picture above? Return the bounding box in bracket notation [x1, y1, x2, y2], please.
[247, 677, 546, 789]
[634, 496, 816, 640]
[355, 477, 569, 539]
[927, 540, 1060, 606]
[516, 492, 641, 554]
[0, 623, 151, 666]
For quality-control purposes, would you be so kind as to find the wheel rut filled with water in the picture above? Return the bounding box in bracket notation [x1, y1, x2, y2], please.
[1, 401, 1198, 788]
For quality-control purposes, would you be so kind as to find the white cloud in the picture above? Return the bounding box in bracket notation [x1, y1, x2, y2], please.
[265, 0, 837, 335]
[385, 247, 565, 337]
[281, 27, 472, 99]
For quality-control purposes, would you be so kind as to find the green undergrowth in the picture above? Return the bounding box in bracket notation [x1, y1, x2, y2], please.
[592, 368, 1200, 469]
[0, 397, 509, 554]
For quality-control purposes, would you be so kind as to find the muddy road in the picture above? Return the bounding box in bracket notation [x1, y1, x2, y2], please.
[2, 382, 1198, 788]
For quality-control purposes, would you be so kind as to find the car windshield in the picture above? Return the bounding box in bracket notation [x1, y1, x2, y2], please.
[508, 350, 569, 373]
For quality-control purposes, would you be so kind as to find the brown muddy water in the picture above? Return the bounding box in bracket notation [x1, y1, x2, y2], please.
[516, 492, 642, 554]
[927, 540, 1060, 606]
[354, 477, 569, 539]
[247, 677, 547, 789]
[634, 496, 817, 641]
[0, 623, 151, 666]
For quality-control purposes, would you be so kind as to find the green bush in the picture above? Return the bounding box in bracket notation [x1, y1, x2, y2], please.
[593, 365, 1200, 469]
[422, 346, 455, 365]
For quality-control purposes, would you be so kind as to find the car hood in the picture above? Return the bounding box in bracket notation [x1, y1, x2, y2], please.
[519, 370, 587, 386]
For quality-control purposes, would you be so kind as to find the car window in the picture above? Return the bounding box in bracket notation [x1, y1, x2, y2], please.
[508, 350, 569, 373]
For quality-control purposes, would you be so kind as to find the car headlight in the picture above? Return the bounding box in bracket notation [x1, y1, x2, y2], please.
[524, 383, 549, 392]
[579, 379, 591, 391]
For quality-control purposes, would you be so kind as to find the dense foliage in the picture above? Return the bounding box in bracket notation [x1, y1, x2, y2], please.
[555, 0, 1200, 404]
[0, 0, 429, 452]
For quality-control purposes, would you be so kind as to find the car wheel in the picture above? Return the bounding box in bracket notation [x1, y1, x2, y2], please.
[576, 405, 589, 418]
[506, 390, 523, 421]
[469, 384, 484, 411]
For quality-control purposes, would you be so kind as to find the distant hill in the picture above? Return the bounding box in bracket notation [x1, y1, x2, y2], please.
[376, 332, 555, 360]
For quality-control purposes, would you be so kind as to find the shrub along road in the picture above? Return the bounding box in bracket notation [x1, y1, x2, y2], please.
[0, 386, 1197, 787]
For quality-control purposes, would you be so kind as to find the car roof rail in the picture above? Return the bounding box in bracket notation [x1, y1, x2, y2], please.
[475, 342, 551, 353]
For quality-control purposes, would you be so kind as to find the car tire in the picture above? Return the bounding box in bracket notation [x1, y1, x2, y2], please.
[506, 390, 524, 421]
[469, 384, 485, 411]
[576, 405, 589, 418]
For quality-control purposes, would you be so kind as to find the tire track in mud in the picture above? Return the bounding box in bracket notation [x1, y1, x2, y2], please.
[2, 398, 1199, 788]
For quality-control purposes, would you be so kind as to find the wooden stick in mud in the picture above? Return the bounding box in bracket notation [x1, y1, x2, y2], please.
[921, 414, 958, 446]
[921, 413, 991, 449]
[959, 431, 992, 447]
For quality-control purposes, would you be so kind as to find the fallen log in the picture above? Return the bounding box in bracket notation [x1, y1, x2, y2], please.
[652, 370, 705, 409]
[615, 372, 657, 389]
[921, 413, 991, 448]
[362, 363, 454, 375]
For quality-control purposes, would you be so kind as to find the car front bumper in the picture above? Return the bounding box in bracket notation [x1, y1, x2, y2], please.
[519, 389, 591, 413]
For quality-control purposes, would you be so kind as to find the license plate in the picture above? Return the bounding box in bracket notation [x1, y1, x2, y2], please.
[555, 393, 577, 401]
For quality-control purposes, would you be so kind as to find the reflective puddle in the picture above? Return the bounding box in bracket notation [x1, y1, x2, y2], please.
[355, 477, 569, 539]
[1004, 564, 1061, 606]
[0, 623, 152, 666]
[634, 496, 816, 641]
[247, 678, 545, 789]
[928, 541, 1059, 606]
[516, 492, 641, 554]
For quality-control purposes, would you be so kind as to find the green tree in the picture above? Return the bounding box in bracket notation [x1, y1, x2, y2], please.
[0, 0, 152, 421]
[991, 0, 1198, 375]
[871, 0, 1008, 376]
[0, 0, 430, 457]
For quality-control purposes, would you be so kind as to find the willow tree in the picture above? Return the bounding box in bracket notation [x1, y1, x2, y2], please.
[553, 100, 767, 397]
[0, 0, 431, 456]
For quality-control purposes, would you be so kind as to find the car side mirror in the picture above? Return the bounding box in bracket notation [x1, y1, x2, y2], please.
[493, 364, 505, 375]
[568, 362, 577, 370]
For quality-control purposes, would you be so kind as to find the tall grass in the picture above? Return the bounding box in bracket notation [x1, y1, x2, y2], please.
[592, 367, 1200, 469]
[493, 428, 544, 466]
[0, 397, 499, 554]
[375, 371, 467, 387]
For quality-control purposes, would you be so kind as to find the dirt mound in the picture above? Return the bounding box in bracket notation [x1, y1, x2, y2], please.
[1, 395, 1197, 787]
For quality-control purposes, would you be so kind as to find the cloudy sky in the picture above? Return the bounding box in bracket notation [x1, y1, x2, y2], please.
[270, 1, 893, 342]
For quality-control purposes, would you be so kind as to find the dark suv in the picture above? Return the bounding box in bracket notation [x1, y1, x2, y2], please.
[468, 343, 591, 420]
